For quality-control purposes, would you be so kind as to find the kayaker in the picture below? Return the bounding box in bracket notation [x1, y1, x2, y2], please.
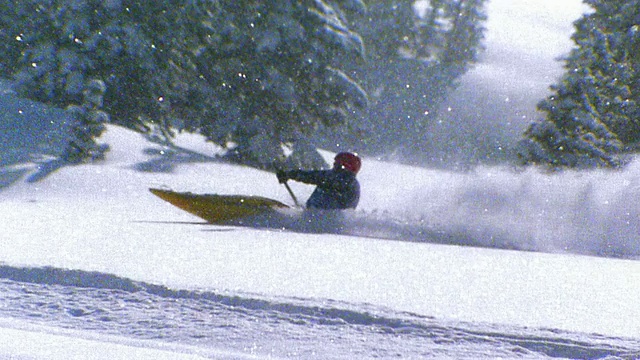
[276, 152, 361, 210]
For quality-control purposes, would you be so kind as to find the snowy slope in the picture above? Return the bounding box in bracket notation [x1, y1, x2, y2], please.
[2, 124, 640, 359]
[1, 315, 289, 360]
[0, 319, 232, 360]
[2, 1, 640, 357]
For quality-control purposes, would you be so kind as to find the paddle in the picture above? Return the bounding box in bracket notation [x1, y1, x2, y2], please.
[274, 160, 301, 207]
[283, 181, 301, 208]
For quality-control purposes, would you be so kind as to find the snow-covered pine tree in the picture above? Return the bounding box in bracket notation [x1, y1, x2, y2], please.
[318, 0, 487, 162]
[62, 79, 110, 163]
[519, 0, 640, 169]
[186, 0, 368, 169]
[0, 1, 368, 169]
[0, 0, 169, 154]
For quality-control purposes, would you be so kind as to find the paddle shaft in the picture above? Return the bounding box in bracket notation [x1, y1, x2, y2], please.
[283, 181, 301, 207]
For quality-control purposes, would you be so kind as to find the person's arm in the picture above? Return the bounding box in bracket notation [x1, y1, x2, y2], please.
[283, 170, 331, 186]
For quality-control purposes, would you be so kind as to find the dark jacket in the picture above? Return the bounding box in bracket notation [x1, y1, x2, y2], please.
[285, 169, 360, 210]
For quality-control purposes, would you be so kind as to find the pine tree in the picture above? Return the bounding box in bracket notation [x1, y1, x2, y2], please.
[0, 0, 367, 169]
[179, 0, 368, 168]
[519, 0, 640, 169]
[317, 0, 487, 162]
[62, 80, 110, 163]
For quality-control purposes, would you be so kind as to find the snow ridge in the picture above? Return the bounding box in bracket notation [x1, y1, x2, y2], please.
[1, 265, 638, 359]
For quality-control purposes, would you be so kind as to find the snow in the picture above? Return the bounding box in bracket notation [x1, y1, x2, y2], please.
[2, 1, 640, 359]
[479, 0, 590, 90]
[2, 122, 640, 358]
[428, 0, 591, 167]
[0, 319, 255, 360]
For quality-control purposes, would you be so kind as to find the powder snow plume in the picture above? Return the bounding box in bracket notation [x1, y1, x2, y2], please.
[360, 157, 640, 259]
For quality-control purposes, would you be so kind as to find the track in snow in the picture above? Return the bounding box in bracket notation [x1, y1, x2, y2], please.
[0, 265, 638, 359]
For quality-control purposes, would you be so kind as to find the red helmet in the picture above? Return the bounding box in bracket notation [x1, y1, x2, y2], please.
[334, 152, 361, 174]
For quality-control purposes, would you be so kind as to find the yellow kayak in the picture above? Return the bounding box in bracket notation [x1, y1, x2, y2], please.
[149, 188, 290, 224]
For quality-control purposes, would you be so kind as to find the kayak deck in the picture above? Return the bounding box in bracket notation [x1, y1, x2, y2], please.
[149, 188, 290, 224]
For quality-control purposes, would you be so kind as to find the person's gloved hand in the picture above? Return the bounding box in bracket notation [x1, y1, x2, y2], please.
[276, 170, 289, 184]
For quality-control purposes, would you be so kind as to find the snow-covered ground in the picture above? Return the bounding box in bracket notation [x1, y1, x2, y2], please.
[2, 1, 640, 358]
[2, 119, 640, 358]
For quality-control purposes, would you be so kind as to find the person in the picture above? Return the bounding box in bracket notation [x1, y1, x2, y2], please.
[277, 152, 361, 210]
